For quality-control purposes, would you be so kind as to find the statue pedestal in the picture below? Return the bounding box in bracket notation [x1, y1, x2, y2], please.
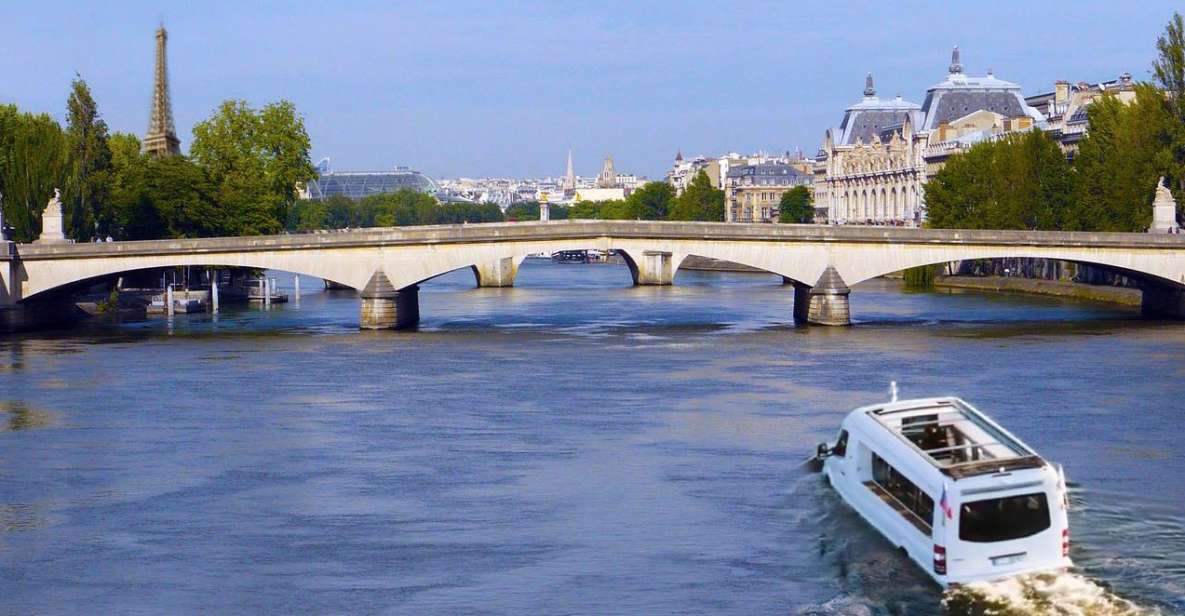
[1149, 177, 1179, 233]
[35, 190, 68, 244]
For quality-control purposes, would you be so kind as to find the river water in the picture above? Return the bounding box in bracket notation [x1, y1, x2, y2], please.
[1, 260, 1182, 615]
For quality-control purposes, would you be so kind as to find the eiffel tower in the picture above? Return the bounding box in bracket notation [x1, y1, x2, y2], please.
[143, 25, 181, 157]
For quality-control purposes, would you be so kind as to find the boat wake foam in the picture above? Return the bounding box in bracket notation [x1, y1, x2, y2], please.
[943, 572, 1160, 616]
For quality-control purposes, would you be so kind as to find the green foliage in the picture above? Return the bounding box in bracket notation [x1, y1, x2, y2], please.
[64, 76, 113, 241]
[142, 156, 224, 238]
[567, 182, 674, 221]
[190, 99, 315, 235]
[924, 131, 1073, 230]
[96, 287, 121, 314]
[105, 133, 223, 240]
[902, 265, 939, 290]
[568, 199, 609, 219]
[504, 201, 570, 221]
[567, 199, 630, 220]
[3, 87, 316, 243]
[668, 170, 724, 221]
[1155, 12, 1185, 125]
[1071, 86, 1175, 231]
[286, 190, 506, 231]
[0, 106, 69, 242]
[778, 185, 814, 223]
[627, 181, 675, 219]
[1154, 12, 1185, 196]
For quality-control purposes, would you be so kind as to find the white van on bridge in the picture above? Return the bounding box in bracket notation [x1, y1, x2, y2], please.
[816, 393, 1071, 587]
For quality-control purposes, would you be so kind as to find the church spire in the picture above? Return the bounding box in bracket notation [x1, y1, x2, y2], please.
[563, 149, 575, 191]
[949, 45, 963, 75]
[143, 24, 181, 157]
[864, 72, 876, 97]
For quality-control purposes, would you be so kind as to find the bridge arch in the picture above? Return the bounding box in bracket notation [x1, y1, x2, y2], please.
[16, 254, 365, 302]
[837, 247, 1185, 290]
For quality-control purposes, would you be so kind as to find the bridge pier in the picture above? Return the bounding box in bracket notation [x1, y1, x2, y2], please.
[359, 271, 419, 330]
[1140, 284, 1185, 319]
[798, 266, 852, 326]
[624, 250, 680, 286]
[472, 256, 521, 287]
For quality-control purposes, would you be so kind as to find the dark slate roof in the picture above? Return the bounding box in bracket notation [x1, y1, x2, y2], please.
[878, 124, 907, 142]
[920, 91, 1027, 129]
[728, 163, 812, 187]
[840, 110, 914, 145]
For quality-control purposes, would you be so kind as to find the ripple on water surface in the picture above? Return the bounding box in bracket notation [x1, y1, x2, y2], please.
[0, 264, 1181, 615]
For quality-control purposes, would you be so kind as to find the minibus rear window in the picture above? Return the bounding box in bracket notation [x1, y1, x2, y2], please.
[958, 492, 1050, 543]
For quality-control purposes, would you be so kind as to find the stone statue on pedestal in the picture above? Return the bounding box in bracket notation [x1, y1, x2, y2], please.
[35, 188, 68, 244]
[1150, 177, 1180, 233]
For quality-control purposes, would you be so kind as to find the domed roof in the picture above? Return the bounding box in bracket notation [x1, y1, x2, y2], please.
[918, 46, 1044, 131]
[836, 73, 921, 146]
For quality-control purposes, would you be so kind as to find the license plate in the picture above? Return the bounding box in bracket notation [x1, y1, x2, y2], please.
[990, 552, 1026, 566]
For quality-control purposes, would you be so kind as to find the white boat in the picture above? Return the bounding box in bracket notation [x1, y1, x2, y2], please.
[816, 387, 1071, 588]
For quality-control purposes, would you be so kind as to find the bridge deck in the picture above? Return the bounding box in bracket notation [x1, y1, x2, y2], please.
[8, 221, 1185, 260]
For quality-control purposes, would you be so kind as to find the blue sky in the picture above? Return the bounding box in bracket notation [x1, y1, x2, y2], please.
[0, 1, 1180, 179]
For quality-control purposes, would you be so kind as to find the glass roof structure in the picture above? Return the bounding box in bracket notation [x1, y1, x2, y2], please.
[870, 399, 1043, 478]
[304, 168, 439, 201]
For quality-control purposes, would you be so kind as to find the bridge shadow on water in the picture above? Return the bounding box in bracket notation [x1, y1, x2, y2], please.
[14, 259, 1181, 345]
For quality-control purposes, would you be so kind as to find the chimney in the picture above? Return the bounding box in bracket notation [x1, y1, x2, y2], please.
[1054, 80, 1070, 105]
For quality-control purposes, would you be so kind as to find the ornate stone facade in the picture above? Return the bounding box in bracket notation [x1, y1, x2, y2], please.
[817, 48, 1046, 226]
[815, 74, 925, 225]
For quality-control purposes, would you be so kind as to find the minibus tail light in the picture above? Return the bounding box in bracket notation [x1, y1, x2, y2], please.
[933, 544, 947, 575]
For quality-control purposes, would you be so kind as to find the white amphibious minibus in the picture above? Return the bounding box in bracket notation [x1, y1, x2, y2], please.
[816, 394, 1071, 587]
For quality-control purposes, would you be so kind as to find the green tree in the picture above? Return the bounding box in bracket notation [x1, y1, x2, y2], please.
[568, 199, 632, 219]
[777, 185, 814, 223]
[107, 132, 162, 240]
[626, 181, 674, 219]
[1154, 11, 1185, 196]
[190, 99, 315, 235]
[142, 156, 223, 238]
[63, 75, 113, 240]
[568, 200, 606, 219]
[924, 131, 1073, 230]
[324, 195, 357, 228]
[504, 201, 539, 221]
[0, 108, 69, 242]
[1071, 86, 1174, 232]
[668, 170, 724, 221]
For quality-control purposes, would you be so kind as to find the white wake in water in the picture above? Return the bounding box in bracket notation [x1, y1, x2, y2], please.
[943, 572, 1160, 616]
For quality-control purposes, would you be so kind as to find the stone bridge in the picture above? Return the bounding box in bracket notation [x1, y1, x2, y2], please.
[4, 220, 1185, 329]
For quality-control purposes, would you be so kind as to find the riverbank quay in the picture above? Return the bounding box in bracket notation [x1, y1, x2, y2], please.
[932, 275, 1141, 306]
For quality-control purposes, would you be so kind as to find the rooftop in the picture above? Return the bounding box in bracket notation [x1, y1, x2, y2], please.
[867, 398, 1043, 479]
[918, 48, 1045, 131]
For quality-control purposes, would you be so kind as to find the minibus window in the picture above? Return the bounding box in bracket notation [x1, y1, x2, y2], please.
[958, 492, 1050, 543]
[834, 430, 849, 457]
[916, 491, 935, 526]
[870, 453, 933, 533]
